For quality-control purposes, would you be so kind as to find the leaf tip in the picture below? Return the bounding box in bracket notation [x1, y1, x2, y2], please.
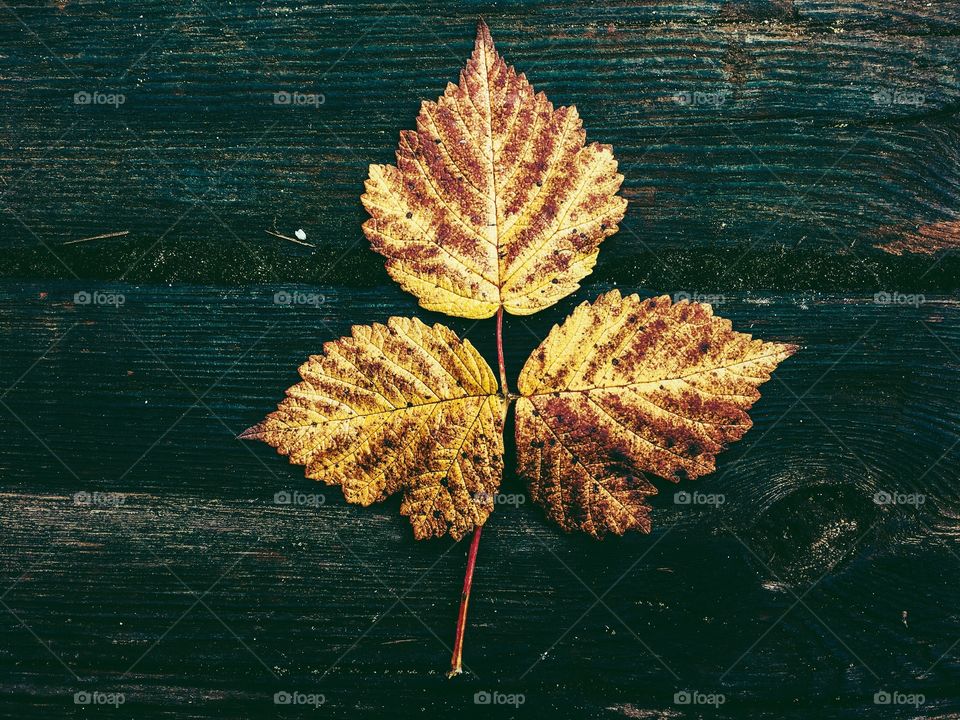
[237, 423, 264, 441]
[777, 342, 801, 358]
[472, 17, 495, 58]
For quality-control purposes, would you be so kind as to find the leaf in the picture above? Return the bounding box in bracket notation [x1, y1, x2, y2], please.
[514, 291, 797, 538]
[240, 317, 504, 540]
[361, 20, 628, 320]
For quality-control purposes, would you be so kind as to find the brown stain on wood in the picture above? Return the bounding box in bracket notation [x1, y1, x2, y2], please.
[875, 220, 960, 256]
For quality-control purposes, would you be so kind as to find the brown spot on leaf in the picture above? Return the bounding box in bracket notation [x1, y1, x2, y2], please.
[240, 317, 503, 541]
[514, 290, 797, 538]
[360, 21, 627, 319]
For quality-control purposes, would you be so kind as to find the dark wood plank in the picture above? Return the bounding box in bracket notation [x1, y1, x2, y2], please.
[1, 0, 959, 287]
[1, 282, 958, 718]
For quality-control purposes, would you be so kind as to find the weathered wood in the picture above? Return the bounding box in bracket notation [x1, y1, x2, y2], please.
[1, 1, 959, 716]
[1, 0, 959, 286]
[1, 283, 958, 717]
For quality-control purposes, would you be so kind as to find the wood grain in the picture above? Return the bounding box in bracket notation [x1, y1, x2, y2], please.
[1, 282, 958, 717]
[1, 0, 959, 287]
[1, 1, 959, 717]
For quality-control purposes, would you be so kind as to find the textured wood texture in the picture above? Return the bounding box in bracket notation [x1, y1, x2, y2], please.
[1, 0, 960, 718]
[1, 282, 959, 718]
[1, 0, 960, 288]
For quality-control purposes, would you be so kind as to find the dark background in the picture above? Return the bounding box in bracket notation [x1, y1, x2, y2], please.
[1, 1, 959, 718]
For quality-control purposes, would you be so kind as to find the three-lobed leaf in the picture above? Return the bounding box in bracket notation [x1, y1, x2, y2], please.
[515, 291, 798, 538]
[361, 20, 627, 320]
[246, 22, 799, 543]
[240, 317, 504, 540]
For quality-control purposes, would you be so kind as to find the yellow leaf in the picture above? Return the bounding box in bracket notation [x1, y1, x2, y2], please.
[515, 291, 798, 538]
[362, 20, 628, 319]
[241, 317, 504, 540]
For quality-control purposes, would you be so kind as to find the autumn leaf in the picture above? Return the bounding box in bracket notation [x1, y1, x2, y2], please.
[240, 317, 504, 540]
[246, 21, 802, 677]
[361, 20, 627, 320]
[515, 291, 797, 538]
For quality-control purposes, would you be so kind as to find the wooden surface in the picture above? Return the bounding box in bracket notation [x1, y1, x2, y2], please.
[1, 283, 959, 718]
[1, 1, 959, 718]
[2, 0, 960, 287]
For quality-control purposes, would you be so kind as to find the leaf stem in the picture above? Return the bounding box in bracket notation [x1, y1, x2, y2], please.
[448, 307, 508, 678]
[496, 305, 508, 395]
[448, 524, 483, 678]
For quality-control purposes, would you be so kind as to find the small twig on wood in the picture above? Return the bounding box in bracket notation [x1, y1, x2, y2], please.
[264, 229, 315, 248]
[63, 230, 130, 245]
